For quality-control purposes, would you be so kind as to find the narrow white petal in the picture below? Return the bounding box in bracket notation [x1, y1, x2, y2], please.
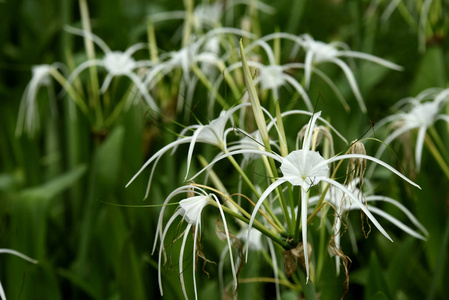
[127, 72, 159, 111]
[332, 58, 367, 113]
[301, 188, 310, 281]
[100, 73, 114, 94]
[126, 137, 192, 188]
[415, 126, 427, 172]
[320, 178, 392, 241]
[188, 149, 282, 182]
[327, 154, 420, 189]
[368, 207, 426, 240]
[284, 74, 313, 111]
[339, 51, 403, 71]
[158, 210, 182, 295]
[180, 224, 193, 300]
[0, 249, 38, 264]
[365, 196, 428, 236]
[247, 179, 288, 260]
[64, 25, 111, 53]
[212, 194, 238, 291]
[304, 51, 314, 89]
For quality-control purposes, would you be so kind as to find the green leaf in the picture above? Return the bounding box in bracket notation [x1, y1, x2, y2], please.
[365, 252, 391, 299]
[96, 126, 124, 188]
[19, 164, 87, 201]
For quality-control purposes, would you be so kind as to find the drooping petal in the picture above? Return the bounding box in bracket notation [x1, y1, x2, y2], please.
[211, 194, 238, 292]
[327, 154, 420, 189]
[158, 210, 183, 295]
[301, 188, 310, 281]
[247, 178, 288, 260]
[339, 50, 403, 71]
[320, 177, 392, 242]
[367, 206, 426, 240]
[179, 224, 193, 300]
[331, 58, 366, 113]
[414, 126, 427, 172]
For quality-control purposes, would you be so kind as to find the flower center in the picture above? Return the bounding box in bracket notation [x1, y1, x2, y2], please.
[104, 52, 136, 75]
[280, 150, 329, 189]
[179, 195, 211, 225]
[259, 65, 285, 90]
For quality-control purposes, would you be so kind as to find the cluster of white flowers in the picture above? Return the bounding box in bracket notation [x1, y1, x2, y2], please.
[16, 1, 445, 299]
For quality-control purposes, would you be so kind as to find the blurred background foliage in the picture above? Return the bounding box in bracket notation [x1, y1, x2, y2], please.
[1, 0, 448, 299]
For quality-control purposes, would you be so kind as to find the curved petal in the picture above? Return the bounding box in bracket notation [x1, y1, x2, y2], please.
[247, 178, 288, 260]
[365, 195, 428, 236]
[368, 206, 426, 240]
[126, 137, 192, 188]
[320, 178, 392, 242]
[301, 188, 310, 281]
[283, 74, 313, 111]
[326, 154, 420, 189]
[212, 194, 238, 292]
[414, 126, 427, 172]
[331, 58, 367, 113]
[158, 210, 182, 295]
[339, 50, 403, 71]
[127, 72, 159, 111]
[180, 224, 193, 300]
[188, 149, 283, 182]
[65, 25, 111, 53]
[304, 51, 314, 89]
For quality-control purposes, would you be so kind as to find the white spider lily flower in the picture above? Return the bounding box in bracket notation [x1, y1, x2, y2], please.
[64, 26, 158, 111]
[144, 27, 253, 85]
[369, 88, 449, 175]
[218, 38, 313, 111]
[16, 64, 61, 137]
[309, 180, 428, 274]
[150, 1, 274, 32]
[143, 27, 253, 113]
[246, 112, 419, 281]
[155, 186, 236, 300]
[126, 103, 250, 198]
[298, 34, 403, 112]
[0, 249, 38, 300]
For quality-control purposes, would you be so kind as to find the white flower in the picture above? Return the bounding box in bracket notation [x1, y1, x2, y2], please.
[0, 249, 37, 300]
[245, 112, 419, 280]
[369, 88, 449, 174]
[64, 26, 158, 111]
[149, 1, 274, 32]
[220, 38, 313, 110]
[16, 64, 60, 136]
[154, 185, 236, 300]
[126, 103, 250, 198]
[298, 34, 403, 112]
[143, 27, 253, 113]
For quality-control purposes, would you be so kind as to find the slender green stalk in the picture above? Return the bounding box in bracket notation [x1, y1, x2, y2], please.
[191, 64, 229, 109]
[79, 0, 103, 128]
[425, 134, 449, 180]
[209, 200, 289, 249]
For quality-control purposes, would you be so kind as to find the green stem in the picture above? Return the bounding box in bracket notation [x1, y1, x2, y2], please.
[191, 64, 229, 109]
[425, 134, 449, 180]
[79, 0, 103, 128]
[51, 69, 89, 116]
[210, 201, 289, 249]
[227, 155, 285, 232]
